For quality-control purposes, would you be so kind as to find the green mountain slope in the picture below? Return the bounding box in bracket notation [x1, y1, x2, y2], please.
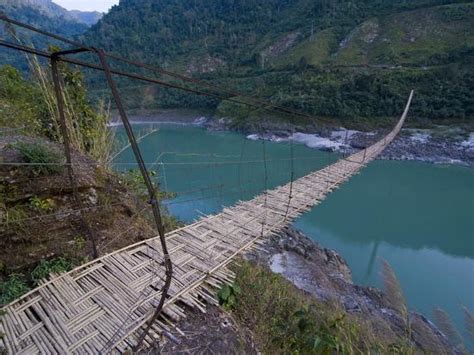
[69, 10, 103, 27]
[83, 0, 473, 126]
[0, 0, 101, 70]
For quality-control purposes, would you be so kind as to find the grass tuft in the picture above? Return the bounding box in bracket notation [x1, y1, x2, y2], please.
[433, 307, 464, 350]
[31, 258, 73, 286]
[13, 142, 63, 176]
[380, 259, 409, 335]
[0, 274, 30, 305]
[227, 260, 414, 354]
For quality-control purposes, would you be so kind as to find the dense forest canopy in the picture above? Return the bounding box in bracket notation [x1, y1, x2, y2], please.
[80, 0, 473, 125]
[2, 0, 473, 126]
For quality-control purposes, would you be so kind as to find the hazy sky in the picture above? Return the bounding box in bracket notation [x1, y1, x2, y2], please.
[53, 0, 119, 12]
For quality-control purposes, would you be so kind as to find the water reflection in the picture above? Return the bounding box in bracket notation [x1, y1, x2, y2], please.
[302, 160, 474, 259]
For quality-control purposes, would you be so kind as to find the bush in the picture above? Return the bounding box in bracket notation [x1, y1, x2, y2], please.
[217, 283, 241, 310]
[122, 169, 182, 232]
[0, 274, 30, 305]
[31, 258, 73, 285]
[14, 142, 63, 176]
[29, 196, 55, 213]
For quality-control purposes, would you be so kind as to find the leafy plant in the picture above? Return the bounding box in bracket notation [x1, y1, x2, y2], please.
[123, 169, 175, 200]
[121, 168, 181, 232]
[31, 258, 73, 285]
[13, 142, 63, 176]
[217, 283, 241, 310]
[0, 274, 30, 305]
[29, 196, 55, 213]
[311, 314, 357, 354]
[74, 236, 86, 252]
[0, 62, 114, 168]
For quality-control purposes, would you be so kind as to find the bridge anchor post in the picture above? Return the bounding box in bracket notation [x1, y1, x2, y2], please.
[50, 49, 99, 258]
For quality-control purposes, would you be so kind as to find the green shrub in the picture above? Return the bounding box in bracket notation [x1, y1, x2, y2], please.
[14, 142, 63, 176]
[31, 258, 73, 285]
[122, 169, 182, 232]
[0, 274, 30, 305]
[29, 196, 55, 213]
[217, 283, 241, 310]
[74, 236, 86, 252]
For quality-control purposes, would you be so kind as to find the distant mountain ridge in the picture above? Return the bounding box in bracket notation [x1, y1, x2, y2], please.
[69, 10, 103, 27]
[0, 0, 101, 70]
[1, 0, 102, 26]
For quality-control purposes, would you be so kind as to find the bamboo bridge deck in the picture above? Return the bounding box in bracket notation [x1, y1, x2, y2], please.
[0, 92, 413, 354]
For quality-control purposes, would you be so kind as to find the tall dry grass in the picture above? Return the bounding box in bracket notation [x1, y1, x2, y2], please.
[380, 259, 410, 337]
[31, 57, 115, 165]
[3, 23, 115, 165]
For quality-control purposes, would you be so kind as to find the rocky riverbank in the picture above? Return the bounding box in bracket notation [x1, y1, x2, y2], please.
[159, 225, 455, 353]
[246, 226, 456, 353]
[120, 112, 474, 168]
[204, 116, 474, 167]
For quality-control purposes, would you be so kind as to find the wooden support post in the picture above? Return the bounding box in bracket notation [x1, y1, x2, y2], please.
[51, 52, 99, 258]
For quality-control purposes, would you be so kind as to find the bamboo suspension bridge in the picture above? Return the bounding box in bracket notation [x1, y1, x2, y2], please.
[0, 91, 414, 353]
[0, 13, 417, 354]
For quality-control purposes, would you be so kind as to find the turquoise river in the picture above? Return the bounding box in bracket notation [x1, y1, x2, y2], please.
[114, 124, 474, 348]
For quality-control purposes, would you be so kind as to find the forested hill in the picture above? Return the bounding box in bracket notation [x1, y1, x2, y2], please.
[82, 0, 472, 126]
[0, 0, 101, 70]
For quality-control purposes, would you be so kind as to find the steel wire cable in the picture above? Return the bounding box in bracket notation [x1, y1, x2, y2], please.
[0, 154, 332, 168]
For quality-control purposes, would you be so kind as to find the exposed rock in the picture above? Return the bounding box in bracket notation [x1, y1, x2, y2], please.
[204, 115, 474, 167]
[261, 32, 301, 60]
[246, 226, 456, 354]
[186, 55, 225, 74]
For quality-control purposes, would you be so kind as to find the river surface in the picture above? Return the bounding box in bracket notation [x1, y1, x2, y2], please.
[114, 124, 474, 348]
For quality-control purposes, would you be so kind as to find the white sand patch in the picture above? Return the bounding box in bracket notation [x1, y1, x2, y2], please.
[290, 132, 346, 151]
[269, 253, 286, 274]
[192, 116, 207, 125]
[331, 129, 360, 141]
[246, 134, 260, 141]
[460, 133, 474, 149]
[410, 132, 431, 144]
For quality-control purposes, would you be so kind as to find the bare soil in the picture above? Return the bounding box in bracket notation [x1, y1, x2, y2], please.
[0, 135, 155, 279]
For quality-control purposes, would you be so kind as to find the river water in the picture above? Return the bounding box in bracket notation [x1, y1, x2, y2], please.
[114, 124, 474, 348]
